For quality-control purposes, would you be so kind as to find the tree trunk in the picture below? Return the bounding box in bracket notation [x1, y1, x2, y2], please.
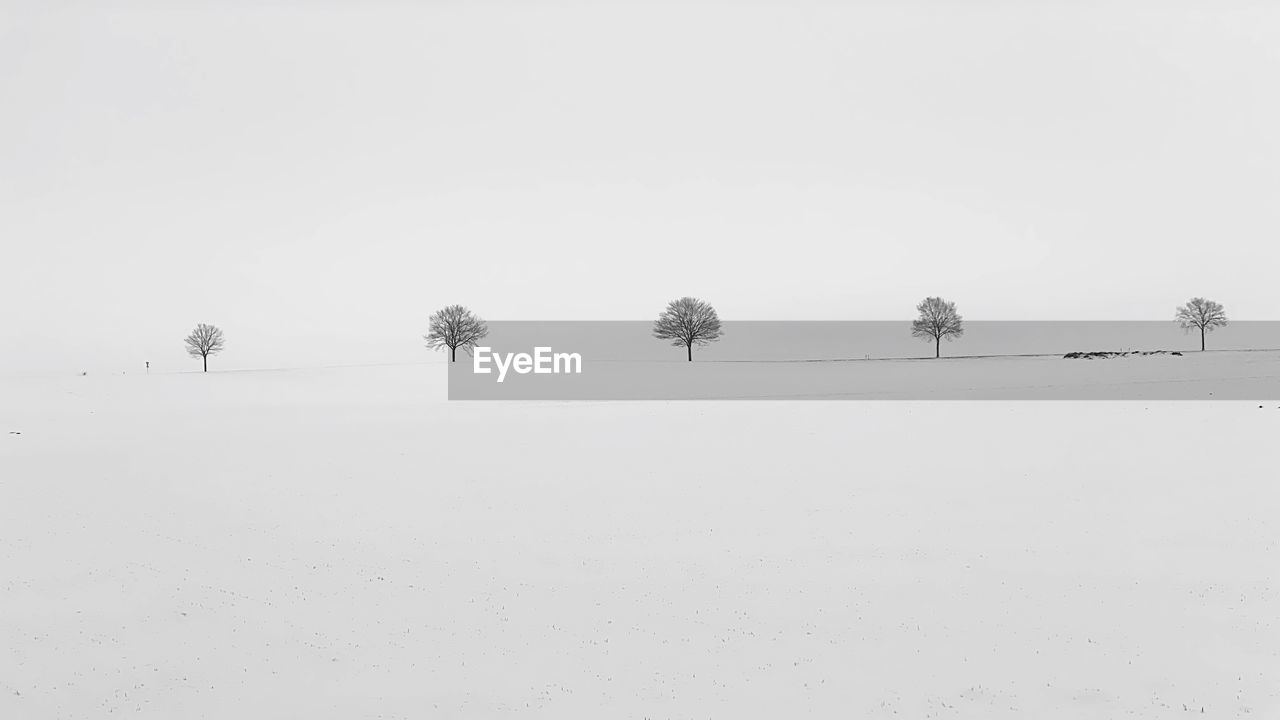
[687, 343, 692, 362]
[203, 355, 207, 373]
[935, 336, 940, 358]
[1201, 327, 1206, 351]
[451, 345, 456, 363]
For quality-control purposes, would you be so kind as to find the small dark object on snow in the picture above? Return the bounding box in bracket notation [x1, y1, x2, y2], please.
[1064, 350, 1183, 360]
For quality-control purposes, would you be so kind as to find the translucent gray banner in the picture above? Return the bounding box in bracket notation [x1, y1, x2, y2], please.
[447, 321, 1280, 400]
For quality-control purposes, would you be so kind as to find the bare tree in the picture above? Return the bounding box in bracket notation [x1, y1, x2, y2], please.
[184, 323, 225, 372]
[425, 305, 489, 362]
[653, 296, 723, 361]
[911, 296, 963, 358]
[1175, 297, 1227, 351]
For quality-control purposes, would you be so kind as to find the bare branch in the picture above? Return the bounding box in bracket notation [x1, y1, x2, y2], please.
[1175, 297, 1227, 351]
[425, 305, 489, 361]
[183, 323, 225, 372]
[910, 297, 963, 357]
[653, 297, 724, 360]
[1175, 297, 1228, 333]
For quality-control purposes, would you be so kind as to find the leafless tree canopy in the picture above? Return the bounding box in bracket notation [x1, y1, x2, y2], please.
[911, 296, 964, 358]
[1175, 297, 1227, 351]
[653, 296, 723, 361]
[184, 323, 225, 372]
[425, 305, 489, 362]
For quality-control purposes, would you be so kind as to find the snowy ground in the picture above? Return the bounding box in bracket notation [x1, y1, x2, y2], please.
[451, 349, 1280, 400]
[3, 363, 1279, 718]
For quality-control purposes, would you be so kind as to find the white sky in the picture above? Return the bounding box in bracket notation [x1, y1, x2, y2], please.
[3, 0, 1278, 374]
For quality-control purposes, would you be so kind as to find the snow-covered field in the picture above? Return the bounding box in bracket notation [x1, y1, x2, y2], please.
[3, 363, 1279, 718]
[451, 349, 1280, 400]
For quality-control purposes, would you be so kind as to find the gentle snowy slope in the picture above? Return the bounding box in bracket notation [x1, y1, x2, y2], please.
[2, 366, 1279, 718]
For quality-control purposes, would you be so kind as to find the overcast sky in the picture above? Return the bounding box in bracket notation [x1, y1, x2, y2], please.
[3, 0, 1278, 374]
